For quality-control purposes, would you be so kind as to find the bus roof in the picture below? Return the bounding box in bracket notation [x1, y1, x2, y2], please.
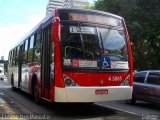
[10, 8, 123, 51]
[58, 8, 123, 20]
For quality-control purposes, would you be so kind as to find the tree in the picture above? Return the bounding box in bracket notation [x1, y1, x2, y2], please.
[94, 0, 160, 70]
[83, 5, 95, 9]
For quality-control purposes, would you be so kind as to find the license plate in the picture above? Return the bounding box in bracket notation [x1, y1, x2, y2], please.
[95, 89, 108, 95]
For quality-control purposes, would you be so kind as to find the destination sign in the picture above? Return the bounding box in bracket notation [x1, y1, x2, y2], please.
[68, 13, 121, 26]
[69, 26, 95, 34]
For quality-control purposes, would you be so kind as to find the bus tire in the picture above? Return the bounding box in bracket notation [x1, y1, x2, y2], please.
[33, 81, 41, 104]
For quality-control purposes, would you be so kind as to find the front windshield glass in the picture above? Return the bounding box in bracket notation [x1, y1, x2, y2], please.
[98, 27, 128, 69]
[61, 25, 99, 68]
[61, 24, 129, 69]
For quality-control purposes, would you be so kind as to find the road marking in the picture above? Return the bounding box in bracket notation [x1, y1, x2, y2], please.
[96, 103, 141, 116]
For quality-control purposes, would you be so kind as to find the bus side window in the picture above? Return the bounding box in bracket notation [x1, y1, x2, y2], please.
[34, 31, 41, 63]
[23, 39, 29, 64]
[15, 46, 19, 65]
[10, 51, 13, 67]
[28, 35, 34, 63]
[15, 48, 17, 65]
[13, 50, 15, 66]
[13, 49, 16, 66]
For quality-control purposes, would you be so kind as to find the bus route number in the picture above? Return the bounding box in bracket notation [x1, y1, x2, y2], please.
[108, 76, 122, 81]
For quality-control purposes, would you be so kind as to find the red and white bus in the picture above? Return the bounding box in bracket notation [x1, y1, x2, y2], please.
[8, 8, 133, 103]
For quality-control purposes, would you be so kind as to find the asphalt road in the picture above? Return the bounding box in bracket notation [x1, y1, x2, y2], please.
[97, 100, 160, 116]
[1, 79, 158, 120]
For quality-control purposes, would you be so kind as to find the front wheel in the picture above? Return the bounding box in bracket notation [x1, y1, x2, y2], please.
[33, 82, 41, 104]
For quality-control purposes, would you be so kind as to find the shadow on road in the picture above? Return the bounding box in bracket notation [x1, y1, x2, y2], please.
[51, 103, 116, 118]
[1, 86, 141, 120]
[10, 88, 118, 118]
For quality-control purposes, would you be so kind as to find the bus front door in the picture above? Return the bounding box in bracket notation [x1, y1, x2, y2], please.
[41, 25, 52, 100]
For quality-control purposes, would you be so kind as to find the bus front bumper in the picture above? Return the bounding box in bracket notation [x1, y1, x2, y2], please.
[55, 86, 132, 103]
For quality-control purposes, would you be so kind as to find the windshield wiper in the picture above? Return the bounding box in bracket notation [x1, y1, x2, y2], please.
[99, 26, 113, 54]
[99, 32, 104, 53]
[77, 22, 85, 59]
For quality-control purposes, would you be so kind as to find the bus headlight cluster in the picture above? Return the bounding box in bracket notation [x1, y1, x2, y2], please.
[63, 74, 79, 87]
[120, 75, 130, 86]
[65, 78, 72, 86]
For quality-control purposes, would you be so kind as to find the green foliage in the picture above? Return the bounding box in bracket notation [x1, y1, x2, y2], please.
[95, 0, 160, 70]
[83, 5, 95, 9]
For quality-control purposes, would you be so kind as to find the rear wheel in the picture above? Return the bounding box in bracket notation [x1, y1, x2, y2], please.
[33, 82, 41, 104]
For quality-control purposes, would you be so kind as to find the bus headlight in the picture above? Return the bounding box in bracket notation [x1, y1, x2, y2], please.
[65, 78, 72, 86]
[63, 74, 79, 87]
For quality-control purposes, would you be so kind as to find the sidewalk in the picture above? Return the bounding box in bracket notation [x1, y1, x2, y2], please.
[0, 89, 23, 119]
[0, 80, 33, 120]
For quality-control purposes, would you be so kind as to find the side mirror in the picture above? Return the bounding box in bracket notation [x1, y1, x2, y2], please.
[52, 17, 61, 42]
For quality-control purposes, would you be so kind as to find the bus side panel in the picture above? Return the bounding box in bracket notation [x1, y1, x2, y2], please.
[20, 65, 30, 92]
[50, 82, 55, 102]
[7, 67, 12, 84]
[13, 66, 19, 88]
[8, 66, 18, 88]
[29, 63, 41, 96]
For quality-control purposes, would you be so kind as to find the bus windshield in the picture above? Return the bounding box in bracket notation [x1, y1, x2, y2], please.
[61, 24, 129, 69]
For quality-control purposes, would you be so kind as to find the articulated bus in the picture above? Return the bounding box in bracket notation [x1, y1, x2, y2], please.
[8, 8, 133, 103]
